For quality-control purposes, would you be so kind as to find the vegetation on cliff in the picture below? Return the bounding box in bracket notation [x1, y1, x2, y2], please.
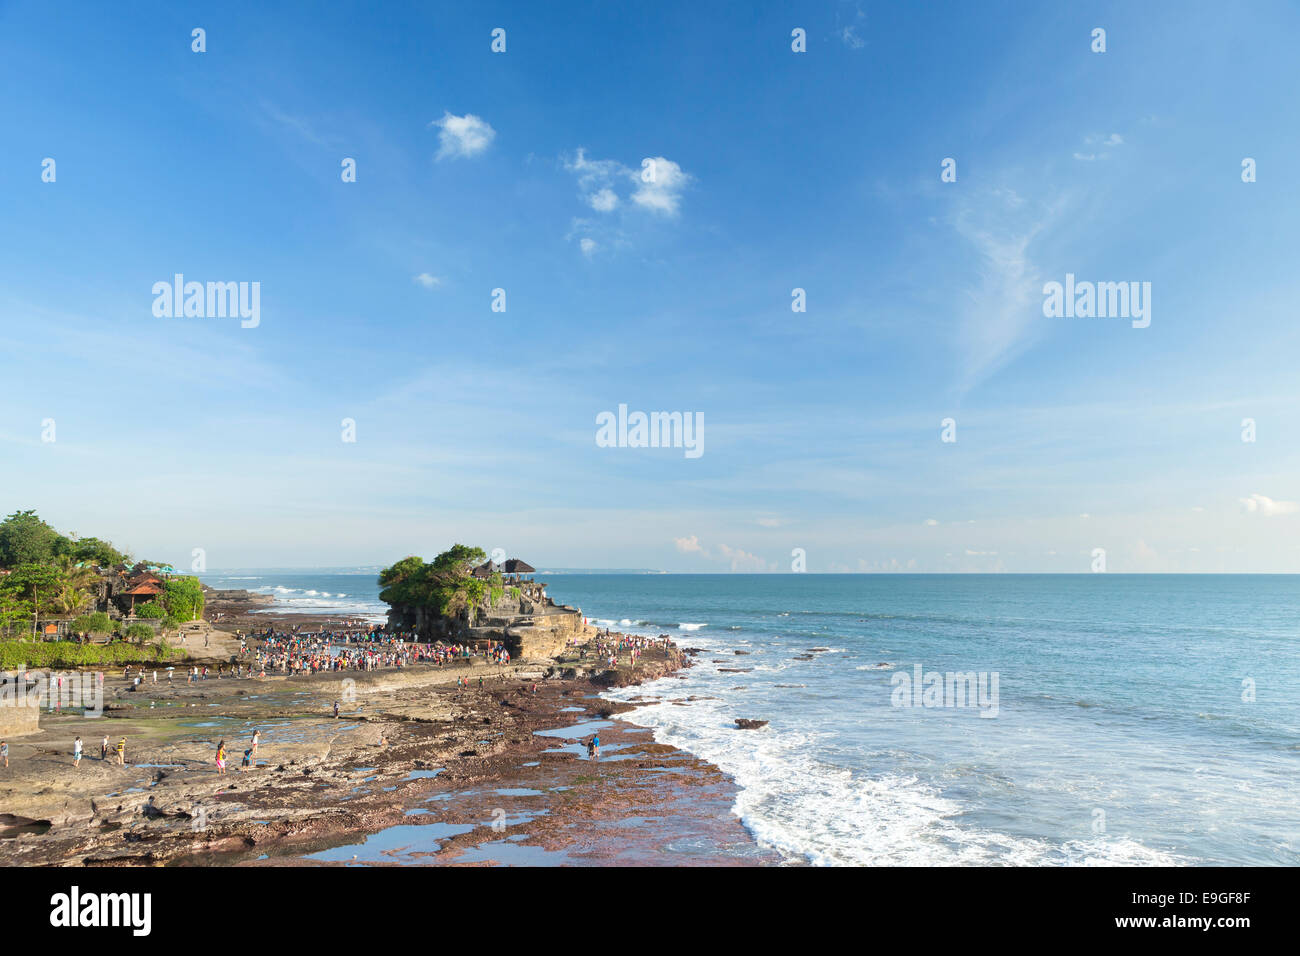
[378, 545, 496, 619]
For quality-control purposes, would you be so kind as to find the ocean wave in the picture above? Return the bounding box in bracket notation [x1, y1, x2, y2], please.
[604, 678, 1191, 867]
[678, 622, 708, 631]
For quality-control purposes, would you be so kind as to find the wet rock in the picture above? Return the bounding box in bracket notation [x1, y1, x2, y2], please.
[734, 719, 768, 730]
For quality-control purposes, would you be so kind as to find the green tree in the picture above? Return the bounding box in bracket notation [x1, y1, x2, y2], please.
[0, 510, 61, 567]
[49, 556, 97, 615]
[135, 601, 165, 619]
[163, 577, 204, 621]
[123, 622, 155, 644]
[0, 591, 32, 638]
[378, 545, 488, 617]
[71, 611, 115, 637]
[377, 555, 435, 607]
[2, 563, 65, 635]
[69, 536, 131, 567]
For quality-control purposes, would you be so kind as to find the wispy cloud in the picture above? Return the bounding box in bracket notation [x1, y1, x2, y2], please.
[412, 272, 443, 289]
[588, 187, 619, 213]
[1073, 132, 1124, 161]
[674, 534, 706, 554]
[950, 188, 1064, 393]
[1239, 493, 1298, 516]
[718, 543, 772, 571]
[672, 535, 774, 570]
[259, 101, 328, 145]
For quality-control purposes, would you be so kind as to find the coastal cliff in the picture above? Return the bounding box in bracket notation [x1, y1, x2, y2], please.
[390, 582, 591, 661]
[380, 547, 594, 660]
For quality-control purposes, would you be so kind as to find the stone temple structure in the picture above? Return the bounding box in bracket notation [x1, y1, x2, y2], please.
[385, 560, 593, 661]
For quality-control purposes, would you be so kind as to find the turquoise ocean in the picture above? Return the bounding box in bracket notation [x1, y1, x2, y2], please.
[205, 570, 1299, 866]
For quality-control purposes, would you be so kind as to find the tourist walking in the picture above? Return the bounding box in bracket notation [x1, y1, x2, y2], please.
[215, 740, 227, 775]
[1, 740, 7, 768]
[100, 735, 109, 760]
[116, 737, 126, 766]
[73, 736, 82, 768]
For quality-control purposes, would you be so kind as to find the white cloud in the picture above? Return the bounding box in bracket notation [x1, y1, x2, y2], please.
[923, 518, 939, 526]
[1239, 493, 1298, 516]
[950, 188, 1059, 392]
[566, 150, 691, 217]
[839, 26, 865, 49]
[674, 534, 705, 554]
[588, 188, 618, 212]
[631, 156, 690, 216]
[566, 149, 621, 181]
[1074, 133, 1124, 162]
[718, 543, 771, 571]
[431, 112, 495, 160]
[259, 101, 327, 146]
[561, 149, 692, 255]
[756, 516, 782, 527]
[673, 535, 772, 570]
[412, 273, 442, 289]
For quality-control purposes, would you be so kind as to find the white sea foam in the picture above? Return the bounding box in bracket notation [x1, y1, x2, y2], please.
[605, 676, 1190, 867]
[678, 622, 708, 631]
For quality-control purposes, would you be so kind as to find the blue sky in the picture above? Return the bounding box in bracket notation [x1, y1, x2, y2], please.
[2, 0, 1299, 571]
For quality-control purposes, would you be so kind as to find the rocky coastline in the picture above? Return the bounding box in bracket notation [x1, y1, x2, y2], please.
[0, 612, 777, 866]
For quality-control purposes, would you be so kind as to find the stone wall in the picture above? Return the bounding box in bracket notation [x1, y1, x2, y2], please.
[0, 700, 41, 739]
[504, 605, 591, 661]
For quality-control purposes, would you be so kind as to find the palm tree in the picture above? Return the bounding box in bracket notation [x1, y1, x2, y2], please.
[50, 557, 96, 616]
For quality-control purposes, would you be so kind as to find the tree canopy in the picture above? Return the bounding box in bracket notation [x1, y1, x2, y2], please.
[378, 545, 489, 617]
[0, 510, 61, 567]
[0, 510, 181, 637]
[72, 611, 115, 635]
[0, 510, 134, 569]
[163, 577, 204, 622]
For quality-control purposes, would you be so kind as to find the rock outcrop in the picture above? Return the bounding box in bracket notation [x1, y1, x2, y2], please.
[387, 578, 594, 661]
